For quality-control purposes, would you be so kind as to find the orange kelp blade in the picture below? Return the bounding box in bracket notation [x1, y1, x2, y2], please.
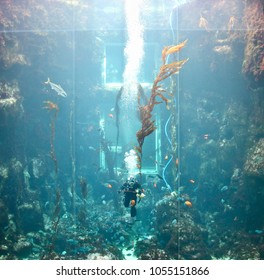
[162, 39, 188, 64]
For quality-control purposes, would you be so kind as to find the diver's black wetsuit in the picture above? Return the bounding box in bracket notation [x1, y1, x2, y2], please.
[120, 179, 143, 217]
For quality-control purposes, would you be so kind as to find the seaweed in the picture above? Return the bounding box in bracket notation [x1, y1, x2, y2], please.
[41, 188, 61, 259]
[43, 101, 59, 175]
[135, 40, 189, 173]
[79, 177, 88, 200]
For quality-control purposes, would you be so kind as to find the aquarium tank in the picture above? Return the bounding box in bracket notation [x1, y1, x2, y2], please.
[0, 0, 264, 260]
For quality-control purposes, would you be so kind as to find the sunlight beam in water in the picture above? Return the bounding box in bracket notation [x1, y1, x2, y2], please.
[174, 0, 193, 6]
[120, 0, 145, 176]
[122, 0, 144, 107]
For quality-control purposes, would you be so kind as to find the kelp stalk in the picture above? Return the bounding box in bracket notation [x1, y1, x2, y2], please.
[43, 101, 59, 175]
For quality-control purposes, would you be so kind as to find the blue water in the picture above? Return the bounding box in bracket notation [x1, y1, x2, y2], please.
[0, 0, 263, 260]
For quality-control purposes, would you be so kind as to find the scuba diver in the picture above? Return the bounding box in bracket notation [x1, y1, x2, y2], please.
[119, 176, 145, 218]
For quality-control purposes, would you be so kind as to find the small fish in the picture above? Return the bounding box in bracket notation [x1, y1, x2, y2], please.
[164, 155, 169, 160]
[103, 183, 112, 188]
[44, 78, 67, 97]
[156, 174, 164, 180]
[203, 134, 209, 140]
[175, 158, 179, 166]
[189, 179, 195, 184]
[220, 185, 228, 192]
[108, 113, 114, 118]
[184, 201, 192, 207]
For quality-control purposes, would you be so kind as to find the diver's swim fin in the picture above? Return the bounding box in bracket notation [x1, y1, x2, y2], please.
[131, 206, 137, 217]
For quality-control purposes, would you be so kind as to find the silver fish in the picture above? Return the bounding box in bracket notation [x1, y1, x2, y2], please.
[45, 78, 67, 97]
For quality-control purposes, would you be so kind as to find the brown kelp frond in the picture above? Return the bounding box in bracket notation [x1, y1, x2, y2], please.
[43, 100, 59, 175]
[136, 118, 156, 146]
[136, 40, 188, 171]
[162, 39, 188, 65]
[150, 84, 169, 106]
[157, 59, 189, 83]
[161, 46, 172, 65]
[43, 100, 59, 113]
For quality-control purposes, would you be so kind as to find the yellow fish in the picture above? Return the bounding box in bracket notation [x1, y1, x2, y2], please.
[184, 201, 192, 207]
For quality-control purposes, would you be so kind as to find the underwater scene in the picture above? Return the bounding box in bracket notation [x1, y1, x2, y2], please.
[0, 0, 264, 260]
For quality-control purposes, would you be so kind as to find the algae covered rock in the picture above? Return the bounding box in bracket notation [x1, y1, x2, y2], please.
[0, 200, 8, 243]
[244, 138, 264, 179]
[154, 195, 211, 260]
[17, 202, 44, 233]
[13, 236, 32, 258]
[0, 199, 9, 228]
[0, 81, 23, 119]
